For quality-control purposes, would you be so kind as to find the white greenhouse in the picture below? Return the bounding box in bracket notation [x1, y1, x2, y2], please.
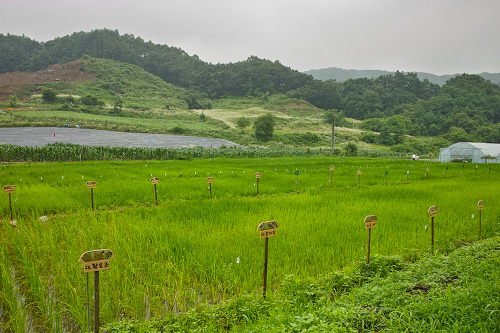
[439, 142, 500, 163]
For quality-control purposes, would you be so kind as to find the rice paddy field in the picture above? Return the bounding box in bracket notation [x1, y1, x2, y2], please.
[0, 156, 499, 332]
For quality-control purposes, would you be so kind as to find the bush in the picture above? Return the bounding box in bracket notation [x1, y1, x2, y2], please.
[344, 143, 358, 156]
[361, 132, 378, 143]
[81, 94, 104, 106]
[273, 132, 323, 146]
[254, 113, 276, 141]
[8, 95, 19, 107]
[171, 126, 185, 134]
[236, 117, 251, 130]
[42, 88, 57, 102]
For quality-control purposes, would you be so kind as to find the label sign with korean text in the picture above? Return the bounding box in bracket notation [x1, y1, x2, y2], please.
[150, 177, 159, 184]
[330, 165, 335, 171]
[357, 170, 361, 175]
[257, 220, 279, 239]
[364, 215, 377, 229]
[255, 172, 261, 178]
[428, 205, 438, 217]
[83, 259, 110, 273]
[86, 181, 97, 189]
[206, 177, 214, 183]
[478, 200, 484, 210]
[79, 249, 115, 273]
[3, 185, 15, 193]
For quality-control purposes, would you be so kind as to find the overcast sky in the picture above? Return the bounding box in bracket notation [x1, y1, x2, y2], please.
[1, 0, 499, 75]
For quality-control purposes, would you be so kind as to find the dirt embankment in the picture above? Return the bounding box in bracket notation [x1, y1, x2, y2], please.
[0, 59, 96, 101]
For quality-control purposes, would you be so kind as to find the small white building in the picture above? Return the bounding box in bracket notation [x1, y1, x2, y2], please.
[439, 142, 500, 163]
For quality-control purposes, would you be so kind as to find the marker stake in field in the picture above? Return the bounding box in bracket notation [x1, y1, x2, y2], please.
[428, 205, 438, 252]
[478, 200, 484, 239]
[255, 172, 261, 196]
[151, 177, 159, 205]
[257, 220, 279, 298]
[295, 170, 299, 191]
[206, 177, 214, 199]
[426, 168, 430, 179]
[3, 185, 16, 225]
[357, 170, 361, 187]
[364, 215, 377, 264]
[330, 166, 334, 190]
[79, 249, 115, 333]
[86, 181, 97, 211]
[384, 171, 388, 185]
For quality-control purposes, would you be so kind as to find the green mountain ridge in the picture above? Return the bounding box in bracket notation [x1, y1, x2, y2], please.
[304, 67, 500, 86]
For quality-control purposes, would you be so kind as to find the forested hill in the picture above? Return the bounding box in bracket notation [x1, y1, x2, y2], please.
[0, 29, 312, 98]
[304, 67, 500, 86]
[1, 29, 499, 144]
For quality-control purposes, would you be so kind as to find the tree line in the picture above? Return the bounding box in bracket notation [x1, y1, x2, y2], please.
[1, 29, 499, 143]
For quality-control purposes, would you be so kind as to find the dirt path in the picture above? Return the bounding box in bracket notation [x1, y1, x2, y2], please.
[0, 127, 243, 149]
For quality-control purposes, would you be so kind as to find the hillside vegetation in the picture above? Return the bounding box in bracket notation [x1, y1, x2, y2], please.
[1, 29, 499, 152]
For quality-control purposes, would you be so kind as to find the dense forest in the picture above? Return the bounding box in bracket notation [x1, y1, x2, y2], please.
[1, 29, 499, 143]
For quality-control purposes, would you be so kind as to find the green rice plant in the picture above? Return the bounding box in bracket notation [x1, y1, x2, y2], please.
[0, 241, 29, 333]
[0, 157, 498, 329]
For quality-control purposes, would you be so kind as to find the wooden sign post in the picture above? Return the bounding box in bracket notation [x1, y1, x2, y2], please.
[357, 170, 361, 187]
[478, 200, 484, 239]
[255, 172, 261, 196]
[79, 249, 115, 333]
[3, 185, 16, 225]
[364, 215, 377, 264]
[426, 168, 430, 179]
[150, 177, 159, 205]
[257, 220, 279, 298]
[428, 205, 438, 252]
[86, 181, 97, 211]
[384, 171, 388, 185]
[406, 171, 410, 182]
[295, 170, 299, 191]
[206, 177, 214, 199]
[330, 166, 334, 190]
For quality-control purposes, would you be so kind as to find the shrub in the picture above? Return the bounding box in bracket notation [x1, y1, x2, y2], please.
[236, 117, 251, 130]
[81, 94, 104, 106]
[361, 131, 378, 143]
[8, 95, 19, 107]
[171, 126, 185, 134]
[344, 142, 358, 156]
[254, 113, 276, 141]
[41, 88, 57, 102]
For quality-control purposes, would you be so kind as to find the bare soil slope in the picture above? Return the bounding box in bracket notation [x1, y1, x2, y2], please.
[0, 59, 96, 101]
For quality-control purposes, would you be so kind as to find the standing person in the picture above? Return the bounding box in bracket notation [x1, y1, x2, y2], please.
[412, 153, 416, 160]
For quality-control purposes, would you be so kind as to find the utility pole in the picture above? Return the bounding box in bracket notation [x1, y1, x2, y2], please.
[331, 110, 335, 154]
